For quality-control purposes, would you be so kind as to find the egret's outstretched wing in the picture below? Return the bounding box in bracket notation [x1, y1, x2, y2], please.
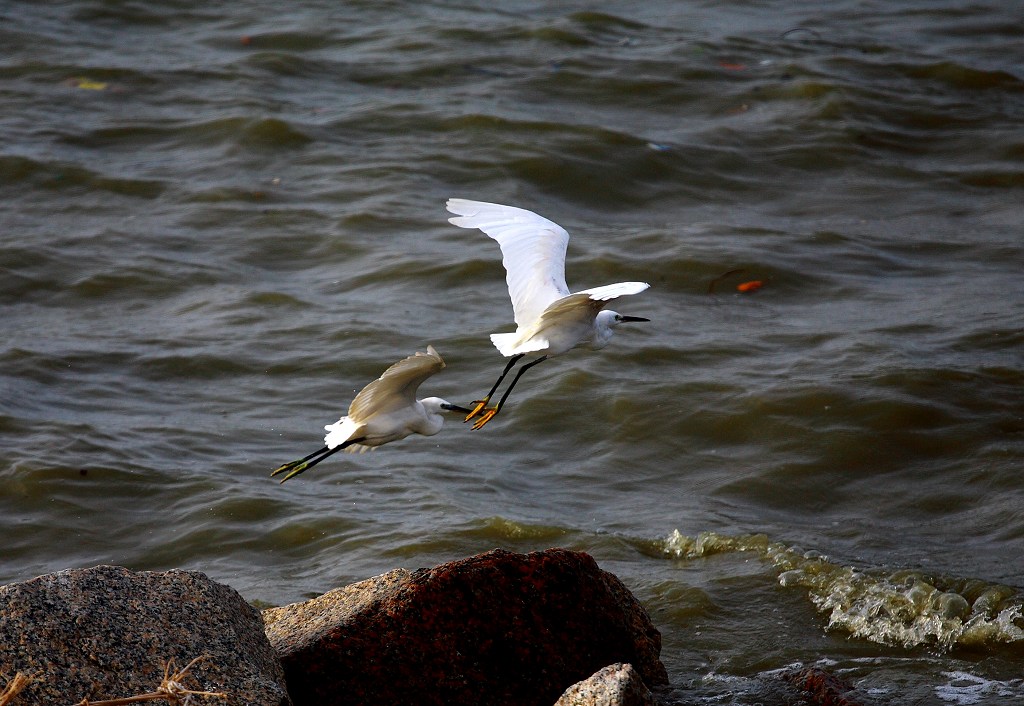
[348, 346, 445, 420]
[447, 198, 571, 328]
[577, 281, 650, 301]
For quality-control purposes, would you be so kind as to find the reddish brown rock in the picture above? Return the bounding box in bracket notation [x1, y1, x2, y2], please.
[0, 565, 290, 706]
[554, 662, 660, 706]
[263, 548, 668, 706]
[781, 666, 865, 706]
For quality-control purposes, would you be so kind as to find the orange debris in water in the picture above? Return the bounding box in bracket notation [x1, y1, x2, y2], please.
[737, 280, 764, 293]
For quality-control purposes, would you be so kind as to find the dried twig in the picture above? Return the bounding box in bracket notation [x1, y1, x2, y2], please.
[1, 672, 34, 706]
[73, 656, 227, 706]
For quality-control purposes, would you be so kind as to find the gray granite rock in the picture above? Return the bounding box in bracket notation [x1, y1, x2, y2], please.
[554, 663, 660, 706]
[0, 565, 290, 706]
[263, 548, 668, 706]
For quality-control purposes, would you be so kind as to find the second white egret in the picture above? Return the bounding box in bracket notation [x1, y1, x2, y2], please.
[446, 198, 650, 429]
[271, 345, 470, 482]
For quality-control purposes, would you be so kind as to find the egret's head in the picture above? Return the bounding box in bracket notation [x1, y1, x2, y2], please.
[422, 397, 473, 415]
[593, 310, 650, 349]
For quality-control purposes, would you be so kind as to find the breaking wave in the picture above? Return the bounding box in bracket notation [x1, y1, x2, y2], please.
[662, 530, 1024, 650]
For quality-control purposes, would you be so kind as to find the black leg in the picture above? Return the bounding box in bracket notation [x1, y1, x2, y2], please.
[465, 353, 524, 422]
[271, 445, 329, 477]
[484, 353, 525, 400]
[493, 355, 547, 414]
[271, 436, 367, 483]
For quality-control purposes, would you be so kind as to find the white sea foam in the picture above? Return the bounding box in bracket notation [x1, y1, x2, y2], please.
[935, 671, 1024, 705]
[663, 529, 1024, 650]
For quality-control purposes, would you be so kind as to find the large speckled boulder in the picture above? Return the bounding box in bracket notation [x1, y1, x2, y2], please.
[554, 663, 660, 706]
[0, 565, 290, 706]
[263, 548, 668, 706]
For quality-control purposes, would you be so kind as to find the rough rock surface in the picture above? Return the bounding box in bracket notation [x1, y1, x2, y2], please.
[781, 666, 865, 706]
[554, 663, 660, 706]
[0, 565, 290, 706]
[264, 547, 668, 706]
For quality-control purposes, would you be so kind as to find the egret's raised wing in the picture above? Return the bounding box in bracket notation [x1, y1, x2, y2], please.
[447, 199, 571, 328]
[577, 281, 650, 301]
[348, 346, 445, 420]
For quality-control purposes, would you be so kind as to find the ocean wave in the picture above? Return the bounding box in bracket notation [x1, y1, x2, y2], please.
[663, 529, 1024, 650]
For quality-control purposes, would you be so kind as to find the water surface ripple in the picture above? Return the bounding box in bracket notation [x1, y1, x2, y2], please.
[2, 2, 1023, 704]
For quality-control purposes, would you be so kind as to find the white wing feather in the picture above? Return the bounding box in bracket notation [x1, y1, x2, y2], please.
[447, 198, 571, 327]
[578, 282, 650, 300]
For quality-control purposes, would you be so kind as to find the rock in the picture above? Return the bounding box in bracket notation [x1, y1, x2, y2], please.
[781, 666, 865, 706]
[0, 565, 290, 706]
[264, 548, 668, 706]
[554, 663, 660, 706]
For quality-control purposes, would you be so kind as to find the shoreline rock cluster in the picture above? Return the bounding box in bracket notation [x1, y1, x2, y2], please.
[0, 548, 864, 706]
[263, 548, 666, 706]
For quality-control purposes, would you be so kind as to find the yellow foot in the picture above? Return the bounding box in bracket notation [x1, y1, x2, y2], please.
[464, 398, 490, 422]
[471, 407, 498, 430]
[280, 465, 309, 483]
[270, 460, 308, 483]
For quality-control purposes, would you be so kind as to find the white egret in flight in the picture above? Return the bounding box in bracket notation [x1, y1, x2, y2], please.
[271, 346, 470, 482]
[446, 198, 650, 430]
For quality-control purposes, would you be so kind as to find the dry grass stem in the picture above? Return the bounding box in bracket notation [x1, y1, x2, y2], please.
[1, 672, 34, 706]
[73, 656, 227, 706]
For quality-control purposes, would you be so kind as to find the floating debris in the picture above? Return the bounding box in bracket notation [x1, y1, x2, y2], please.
[68, 77, 108, 91]
[707, 268, 746, 294]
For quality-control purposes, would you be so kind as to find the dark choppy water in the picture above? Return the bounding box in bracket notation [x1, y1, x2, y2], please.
[2, 1, 1023, 703]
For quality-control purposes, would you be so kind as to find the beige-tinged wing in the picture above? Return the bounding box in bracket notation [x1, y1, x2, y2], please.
[532, 284, 645, 338]
[534, 291, 608, 331]
[347, 346, 445, 421]
[537, 282, 649, 325]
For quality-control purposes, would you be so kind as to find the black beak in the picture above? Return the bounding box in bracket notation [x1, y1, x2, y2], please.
[619, 316, 650, 323]
[441, 403, 474, 414]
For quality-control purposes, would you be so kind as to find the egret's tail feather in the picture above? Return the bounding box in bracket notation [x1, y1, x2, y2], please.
[490, 332, 546, 357]
[324, 416, 359, 449]
[489, 332, 519, 356]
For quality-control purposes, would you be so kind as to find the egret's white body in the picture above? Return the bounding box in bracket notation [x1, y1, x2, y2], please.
[272, 346, 466, 482]
[488, 284, 650, 356]
[446, 198, 649, 428]
[323, 348, 450, 452]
